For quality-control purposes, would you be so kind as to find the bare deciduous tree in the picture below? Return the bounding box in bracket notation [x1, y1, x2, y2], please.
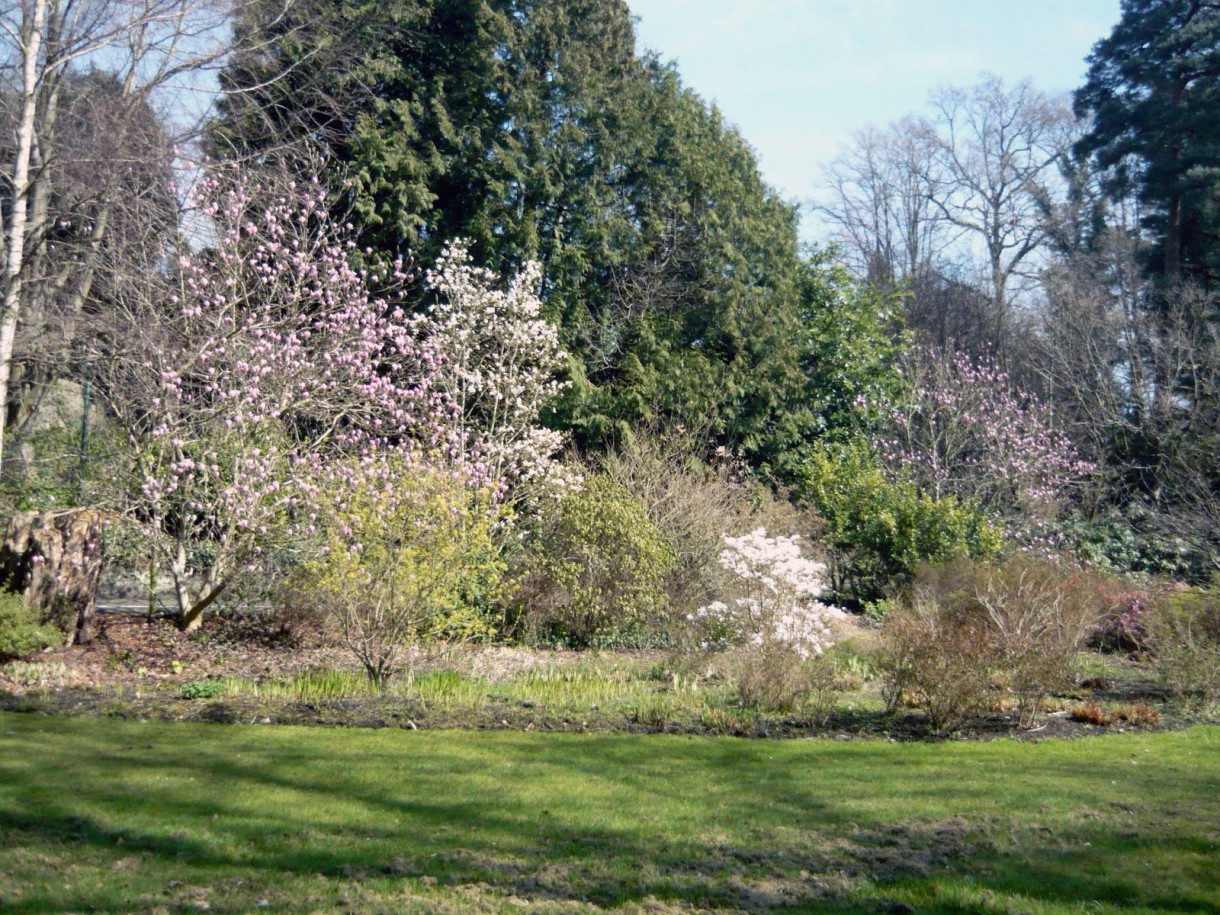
[1039, 203, 1220, 572]
[817, 118, 950, 289]
[816, 75, 1079, 361]
[921, 75, 1075, 334]
[0, 0, 293, 469]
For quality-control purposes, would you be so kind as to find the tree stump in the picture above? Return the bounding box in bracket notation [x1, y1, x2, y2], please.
[0, 509, 105, 645]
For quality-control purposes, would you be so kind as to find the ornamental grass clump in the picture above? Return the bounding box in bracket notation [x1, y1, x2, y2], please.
[690, 529, 845, 711]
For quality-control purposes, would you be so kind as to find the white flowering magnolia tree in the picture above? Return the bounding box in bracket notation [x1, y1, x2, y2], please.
[415, 241, 574, 502]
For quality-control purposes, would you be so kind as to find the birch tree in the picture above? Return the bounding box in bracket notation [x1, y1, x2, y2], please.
[0, 0, 291, 469]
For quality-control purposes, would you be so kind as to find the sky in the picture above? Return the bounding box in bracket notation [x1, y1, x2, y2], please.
[628, 0, 1122, 242]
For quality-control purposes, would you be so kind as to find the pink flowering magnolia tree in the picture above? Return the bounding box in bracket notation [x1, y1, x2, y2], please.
[414, 241, 574, 504]
[874, 348, 1094, 545]
[96, 170, 451, 630]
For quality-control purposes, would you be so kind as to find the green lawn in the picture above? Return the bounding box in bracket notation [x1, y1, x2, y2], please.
[0, 713, 1217, 913]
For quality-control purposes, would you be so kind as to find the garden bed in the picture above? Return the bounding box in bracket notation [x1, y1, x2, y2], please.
[0, 612, 1189, 741]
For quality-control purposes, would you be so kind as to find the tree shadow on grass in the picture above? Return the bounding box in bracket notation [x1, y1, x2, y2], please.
[0, 717, 1217, 913]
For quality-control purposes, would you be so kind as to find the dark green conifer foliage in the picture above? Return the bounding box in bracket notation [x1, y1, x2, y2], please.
[213, 1, 889, 470]
[1075, 0, 1220, 287]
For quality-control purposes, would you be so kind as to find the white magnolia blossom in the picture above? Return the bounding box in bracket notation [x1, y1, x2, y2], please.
[691, 528, 845, 659]
[416, 240, 576, 499]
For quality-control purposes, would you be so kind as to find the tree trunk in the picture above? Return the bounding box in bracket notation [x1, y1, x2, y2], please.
[0, 1, 48, 471]
[0, 507, 106, 644]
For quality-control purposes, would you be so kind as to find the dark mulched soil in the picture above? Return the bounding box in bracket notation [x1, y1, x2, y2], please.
[0, 612, 1194, 741]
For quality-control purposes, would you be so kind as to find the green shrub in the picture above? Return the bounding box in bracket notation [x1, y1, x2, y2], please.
[1064, 507, 1215, 582]
[299, 460, 504, 686]
[596, 431, 763, 627]
[0, 591, 60, 661]
[797, 440, 1001, 604]
[509, 475, 676, 647]
[1148, 586, 1220, 713]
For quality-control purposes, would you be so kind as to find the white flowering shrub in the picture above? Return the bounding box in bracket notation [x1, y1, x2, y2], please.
[691, 529, 846, 711]
[691, 529, 841, 658]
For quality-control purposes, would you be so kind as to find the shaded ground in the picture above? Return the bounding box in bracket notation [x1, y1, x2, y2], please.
[0, 612, 1186, 741]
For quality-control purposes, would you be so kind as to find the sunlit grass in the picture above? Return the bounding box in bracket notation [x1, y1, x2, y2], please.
[0, 713, 1215, 913]
[200, 654, 749, 721]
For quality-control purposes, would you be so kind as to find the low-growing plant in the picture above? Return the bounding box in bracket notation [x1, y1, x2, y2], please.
[697, 704, 754, 735]
[1147, 585, 1220, 713]
[0, 590, 60, 661]
[1069, 699, 1162, 728]
[626, 692, 681, 729]
[828, 647, 878, 684]
[1114, 703, 1162, 726]
[283, 668, 375, 701]
[0, 659, 69, 687]
[409, 669, 486, 708]
[1069, 699, 1110, 726]
[179, 678, 227, 700]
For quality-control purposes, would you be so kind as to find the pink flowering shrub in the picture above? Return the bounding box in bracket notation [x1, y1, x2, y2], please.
[100, 170, 451, 630]
[691, 528, 846, 710]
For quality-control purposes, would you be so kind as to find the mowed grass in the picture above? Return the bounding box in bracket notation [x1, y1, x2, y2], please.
[0, 714, 1217, 914]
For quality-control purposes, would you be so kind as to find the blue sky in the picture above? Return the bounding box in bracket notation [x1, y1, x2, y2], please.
[628, 0, 1122, 241]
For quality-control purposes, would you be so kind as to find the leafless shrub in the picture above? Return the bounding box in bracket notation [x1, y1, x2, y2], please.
[879, 591, 994, 733]
[1148, 587, 1220, 713]
[972, 556, 1100, 727]
[881, 556, 1106, 730]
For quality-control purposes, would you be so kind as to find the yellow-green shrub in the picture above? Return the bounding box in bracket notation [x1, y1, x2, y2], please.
[0, 590, 60, 660]
[299, 459, 503, 685]
[798, 440, 1002, 604]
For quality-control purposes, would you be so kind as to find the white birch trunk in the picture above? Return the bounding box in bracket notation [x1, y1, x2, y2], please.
[0, 0, 48, 471]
